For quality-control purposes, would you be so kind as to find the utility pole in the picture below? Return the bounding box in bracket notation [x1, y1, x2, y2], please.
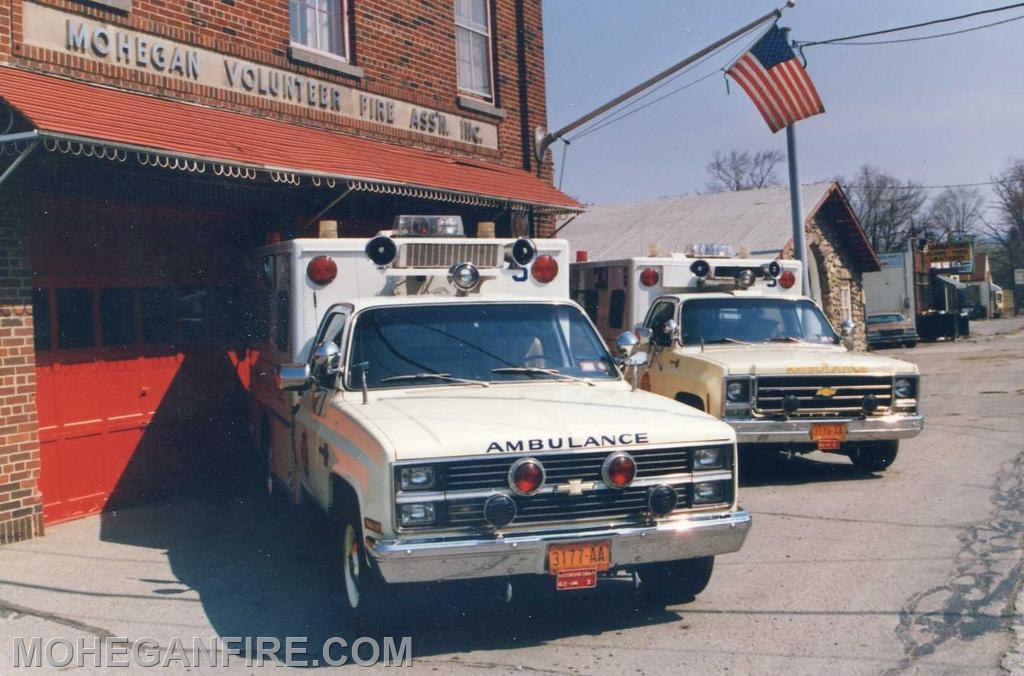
[534, 1, 796, 171]
[782, 26, 811, 296]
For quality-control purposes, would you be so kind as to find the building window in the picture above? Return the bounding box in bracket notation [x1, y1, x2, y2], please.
[456, 0, 493, 100]
[291, 0, 346, 58]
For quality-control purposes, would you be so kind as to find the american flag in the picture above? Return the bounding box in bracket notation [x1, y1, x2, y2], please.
[726, 25, 824, 133]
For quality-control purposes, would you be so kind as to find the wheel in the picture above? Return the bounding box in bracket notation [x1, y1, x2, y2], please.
[903, 341, 917, 349]
[636, 556, 714, 605]
[333, 498, 387, 629]
[848, 440, 898, 472]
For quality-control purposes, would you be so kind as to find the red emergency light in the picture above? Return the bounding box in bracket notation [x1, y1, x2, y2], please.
[307, 256, 338, 286]
[778, 269, 796, 289]
[532, 255, 559, 284]
[639, 267, 660, 287]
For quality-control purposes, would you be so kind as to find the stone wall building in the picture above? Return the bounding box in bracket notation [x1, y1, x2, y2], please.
[0, 0, 578, 540]
[559, 182, 880, 351]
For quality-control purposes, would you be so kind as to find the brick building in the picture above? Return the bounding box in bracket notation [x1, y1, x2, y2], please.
[0, 0, 579, 541]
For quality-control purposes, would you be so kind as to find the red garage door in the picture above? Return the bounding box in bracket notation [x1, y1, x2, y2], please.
[30, 197, 258, 524]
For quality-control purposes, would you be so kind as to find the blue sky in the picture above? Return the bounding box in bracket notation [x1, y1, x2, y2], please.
[542, 0, 1024, 205]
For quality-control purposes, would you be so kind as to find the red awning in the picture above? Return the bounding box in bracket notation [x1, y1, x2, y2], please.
[0, 67, 581, 212]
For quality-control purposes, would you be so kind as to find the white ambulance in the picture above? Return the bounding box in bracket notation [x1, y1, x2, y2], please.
[571, 245, 923, 473]
[248, 217, 751, 624]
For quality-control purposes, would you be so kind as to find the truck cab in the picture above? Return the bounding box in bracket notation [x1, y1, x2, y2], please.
[248, 218, 751, 624]
[571, 247, 924, 473]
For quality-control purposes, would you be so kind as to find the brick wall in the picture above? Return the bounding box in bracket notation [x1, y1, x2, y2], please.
[0, 0, 553, 176]
[0, 188, 43, 543]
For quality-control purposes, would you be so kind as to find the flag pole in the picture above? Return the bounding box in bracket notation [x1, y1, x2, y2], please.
[533, 1, 797, 171]
[782, 27, 811, 297]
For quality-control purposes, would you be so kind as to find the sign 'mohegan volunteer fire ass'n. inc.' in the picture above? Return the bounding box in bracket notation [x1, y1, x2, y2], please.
[21, 2, 498, 150]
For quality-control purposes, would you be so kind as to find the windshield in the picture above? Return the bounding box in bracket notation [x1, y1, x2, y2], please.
[867, 314, 905, 324]
[680, 297, 839, 346]
[345, 303, 618, 389]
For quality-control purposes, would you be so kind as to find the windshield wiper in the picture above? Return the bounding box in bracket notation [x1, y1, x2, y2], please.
[491, 366, 596, 386]
[704, 337, 753, 346]
[767, 337, 809, 344]
[380, 373, 490, 387]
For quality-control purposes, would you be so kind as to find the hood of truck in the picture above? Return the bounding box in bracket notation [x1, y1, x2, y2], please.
[685, 344, 919, 376]
[338, 382, 734, 460]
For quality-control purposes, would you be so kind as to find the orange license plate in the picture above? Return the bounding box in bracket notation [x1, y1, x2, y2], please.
[811, 422, 847, 450]
[548, 541, 611, 574]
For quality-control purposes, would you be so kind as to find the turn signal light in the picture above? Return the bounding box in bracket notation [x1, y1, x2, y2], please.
[509, 458, 545, 495]
[778, 269, 796, 289]
[602, 452, 637, 489]
[639, 267, 660, 287]
[306, 256, 337, 285]
[531, 255, 559, 284]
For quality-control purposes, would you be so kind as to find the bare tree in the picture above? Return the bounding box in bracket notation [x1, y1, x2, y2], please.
[926, 186, 984, 240]
[984, 158, 1024, 271]
[705, 148, 784, 192]
[839, 165, 929, 253]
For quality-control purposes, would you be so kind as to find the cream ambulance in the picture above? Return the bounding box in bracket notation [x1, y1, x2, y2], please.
[571, 246, 923, 473]
[248, 217, 751, 625]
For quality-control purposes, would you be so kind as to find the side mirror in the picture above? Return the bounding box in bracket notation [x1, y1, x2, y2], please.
[840, 320, 855, 350]
[615, 331, 639, 356]
[624, 351, 648, 367]
[662, 318, 678, 337]
[633, 325, 653, 346]
[277, 363, 311, 391]
[313, 341, 341, 375]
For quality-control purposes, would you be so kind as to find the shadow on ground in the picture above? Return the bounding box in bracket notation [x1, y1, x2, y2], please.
[98, 474, 681, 666]
[738, 450, 883, 488]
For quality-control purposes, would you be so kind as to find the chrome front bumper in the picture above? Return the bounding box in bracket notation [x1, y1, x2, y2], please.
[366, 510, 751, 584]
[729, 414, 924, 444]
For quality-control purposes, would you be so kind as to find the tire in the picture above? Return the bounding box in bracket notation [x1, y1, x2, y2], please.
[848, 440, 898, 472]
[637, 556, 714, 606]
[903, 341, 917, 349]
[332, 496, 387, 629]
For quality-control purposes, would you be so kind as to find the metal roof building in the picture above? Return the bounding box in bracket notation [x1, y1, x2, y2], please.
[560, 182, 881, 351]
[559, 182, 877, 271]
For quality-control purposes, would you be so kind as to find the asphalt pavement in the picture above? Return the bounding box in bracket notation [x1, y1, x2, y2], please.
[1, 317, 1023, 674]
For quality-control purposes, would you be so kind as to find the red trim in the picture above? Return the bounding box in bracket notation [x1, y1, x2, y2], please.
[0, 66, 580, 210]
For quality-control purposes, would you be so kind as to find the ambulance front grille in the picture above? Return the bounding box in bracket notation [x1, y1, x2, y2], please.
[396, 242, 502, 269]
[754, 375, 893, 417]
[440, 446, 696, 492]
[445, 484, 696, 528]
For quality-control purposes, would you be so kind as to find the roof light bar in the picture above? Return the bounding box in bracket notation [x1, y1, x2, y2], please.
[393, 215, 464, 237]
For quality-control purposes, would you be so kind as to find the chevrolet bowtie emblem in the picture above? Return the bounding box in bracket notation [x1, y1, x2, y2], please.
[815, 387, 837, 398]
[556, 479, 597, 496]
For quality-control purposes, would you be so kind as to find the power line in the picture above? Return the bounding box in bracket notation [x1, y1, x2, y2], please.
[796, 1, 1024, 47]
[566, 24, 767, 143]
[813, 13, 1024, 46]
[842, 181, 996, 190]
[568, 70, 723, 142]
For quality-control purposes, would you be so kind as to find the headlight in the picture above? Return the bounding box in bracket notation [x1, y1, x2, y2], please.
[399, 503, 436, 527]
[694, 447, 724, 470]
[693, 481, 727, 504]
[399, 466, 436, 491]
[894, 377, 916, 399]
[725, 379, 750, 403]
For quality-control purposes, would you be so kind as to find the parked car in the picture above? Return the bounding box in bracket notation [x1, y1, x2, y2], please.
[866, 313, 919, 349]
